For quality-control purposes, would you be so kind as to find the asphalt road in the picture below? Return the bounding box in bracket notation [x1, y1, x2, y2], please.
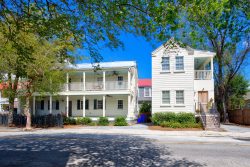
[0, 133, 249, 167]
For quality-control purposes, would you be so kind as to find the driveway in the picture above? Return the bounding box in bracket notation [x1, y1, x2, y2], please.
[221, 124, 250, 133]
[0, 125, 250, 166]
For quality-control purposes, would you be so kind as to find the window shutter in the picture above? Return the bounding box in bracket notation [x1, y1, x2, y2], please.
[77, 100, 80, 110]
[56, 100, 59, 110]
[41, 100, 44, 110]
[85, 100, 89, 110]
[48, 100, 50, 110]
[94, 99, 97, 110]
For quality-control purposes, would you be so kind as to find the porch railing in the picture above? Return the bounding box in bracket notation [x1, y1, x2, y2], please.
[63, 81, 128, 91]
[194, 70, 212, 80]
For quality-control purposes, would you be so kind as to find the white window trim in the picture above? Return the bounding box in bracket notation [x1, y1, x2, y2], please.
[161, 57, 170, 72]
[161, 90, 171, 106]
[144, 87, 151, 97]
[174, 90, 185, 106]
[174, 56, 185, 72]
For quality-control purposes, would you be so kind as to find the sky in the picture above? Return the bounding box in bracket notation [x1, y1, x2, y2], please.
[80, 33, 159, 79]
[79, 33, 250, 80]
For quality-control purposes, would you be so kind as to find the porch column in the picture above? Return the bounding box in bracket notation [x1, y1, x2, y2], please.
[83, 72, 86, 91]
[103, 95, 106, 117]
[66, 73, 69, 91]
[33, 96, 36, 116]
[49, 95, 52, 114]
[66, 95, 69, 117]
[211, 57, 214, 79]
[128, 95, 131, 117]
[83, 95, 86, 117]
[103, 71, 106, 90]
[128, 69, 131, 89]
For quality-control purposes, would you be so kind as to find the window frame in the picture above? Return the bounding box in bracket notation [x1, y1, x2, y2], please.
[176, 90, 184, 104]
[162, 90, 170, 104]
[117, 100, 123, 109]
[175, 56, 184, 71]
[161, 57, 170, 71]
[144, 87, 151, 97]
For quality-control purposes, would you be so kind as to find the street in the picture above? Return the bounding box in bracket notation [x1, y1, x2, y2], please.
[0, 125, 249, 167]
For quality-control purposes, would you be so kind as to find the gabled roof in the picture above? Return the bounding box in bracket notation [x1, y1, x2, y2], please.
[67, 61, 136, 70]
[138, 79, 152, 87]
[152, 38, 215, 57]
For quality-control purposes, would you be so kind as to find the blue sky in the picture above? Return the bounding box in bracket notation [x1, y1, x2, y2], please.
[80, 33, 250, 80]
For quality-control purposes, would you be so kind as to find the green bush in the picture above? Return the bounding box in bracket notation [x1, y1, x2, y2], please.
[160, 121, 202, 128]
[63, 117, 76, 125]
[97, 117, 109, 126]
[76, 117, 92, 125]
[114, 117, 128, 126]
[88, 122, 96, 126]
[139, 102, 151, 113]
[151, 112, 177, 125]
[152, 112, 200, 128]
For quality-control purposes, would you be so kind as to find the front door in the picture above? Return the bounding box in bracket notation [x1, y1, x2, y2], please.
[198, 91, 208, 112]
[69, 101, 72, 117]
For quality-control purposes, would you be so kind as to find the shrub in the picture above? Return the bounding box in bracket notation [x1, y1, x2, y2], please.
[151, 112, 177, 125]
[63, 117, 76, 125]
[160, 121, 183, 128]
[76, 117, 92, 125]
[139, 102, 151, 113]
[88, 122, 96, 126]
[177, 113, 196, 123]
[114, 117, 128, 126]
[97, 117, 109, 126]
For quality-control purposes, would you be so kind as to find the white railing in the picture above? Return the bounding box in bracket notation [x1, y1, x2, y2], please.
[106, 81, 128, 90]
[194, 70, 212, 80]
[85, 82, 103, 91]
[63, 81, 129, 91]
[69, 82, 83, 91]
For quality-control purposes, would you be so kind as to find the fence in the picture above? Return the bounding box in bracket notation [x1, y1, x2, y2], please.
[228, 109, 250, 125]
[0, 113, 64, 128]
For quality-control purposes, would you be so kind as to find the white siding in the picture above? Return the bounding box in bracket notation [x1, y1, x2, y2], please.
[152, 47, 194, 113]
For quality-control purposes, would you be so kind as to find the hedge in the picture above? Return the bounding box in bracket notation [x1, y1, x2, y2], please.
[76, 117, 92, 125]
[152, 112, 201, 128]
[114, 116, 128, 126]
[97, 117, 109, 126]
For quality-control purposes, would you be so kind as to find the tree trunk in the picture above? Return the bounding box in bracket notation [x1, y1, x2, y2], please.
[24, 95, 32, 130]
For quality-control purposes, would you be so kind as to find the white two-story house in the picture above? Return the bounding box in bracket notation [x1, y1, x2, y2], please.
[21, 61, 138, 121]
[152, 39, 215, 114]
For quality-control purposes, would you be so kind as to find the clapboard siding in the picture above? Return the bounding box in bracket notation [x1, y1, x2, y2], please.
[152, 47, 194, 113]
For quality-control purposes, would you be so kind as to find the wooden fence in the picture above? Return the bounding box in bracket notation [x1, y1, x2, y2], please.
[228, 109, 250, 125]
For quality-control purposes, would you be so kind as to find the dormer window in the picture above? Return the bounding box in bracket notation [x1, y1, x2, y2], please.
[162, 57, 170, 71]
[175, 56, 184, 70]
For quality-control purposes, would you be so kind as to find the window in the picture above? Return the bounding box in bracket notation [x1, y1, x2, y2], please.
[77, 100, 81, 110]
[117, 100, 123, 109]
[56, 100, 59, 110]
[48, 100, 50, 110]
[41, 100, 44, 110]
[162, 91, 170, 104]
[94, 99, 103, 109]
[175, 56, 184, 70]
[118, 76, 123, 85]
[162, 57, 170, 71]
[144, 87, 151, 97]
[176, 90, 184, 104]
[85, 100, 89, 110]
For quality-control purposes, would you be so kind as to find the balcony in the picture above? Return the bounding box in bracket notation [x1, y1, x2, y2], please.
[194, 70, 212, 80]
[63, 81, 128, 91]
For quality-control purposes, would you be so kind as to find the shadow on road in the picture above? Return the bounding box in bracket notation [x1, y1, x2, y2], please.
[0, 133, 204, 167]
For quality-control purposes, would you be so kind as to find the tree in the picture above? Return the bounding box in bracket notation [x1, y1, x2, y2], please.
[161, 0, 250, 122]
[227, 74, 249, 109]
[0, 1, 179, 126]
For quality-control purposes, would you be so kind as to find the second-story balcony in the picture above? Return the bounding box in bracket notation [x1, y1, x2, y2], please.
[194, 57, 213, 80]
[194, 70, 212, 80]
[63, 81, 128, 91]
